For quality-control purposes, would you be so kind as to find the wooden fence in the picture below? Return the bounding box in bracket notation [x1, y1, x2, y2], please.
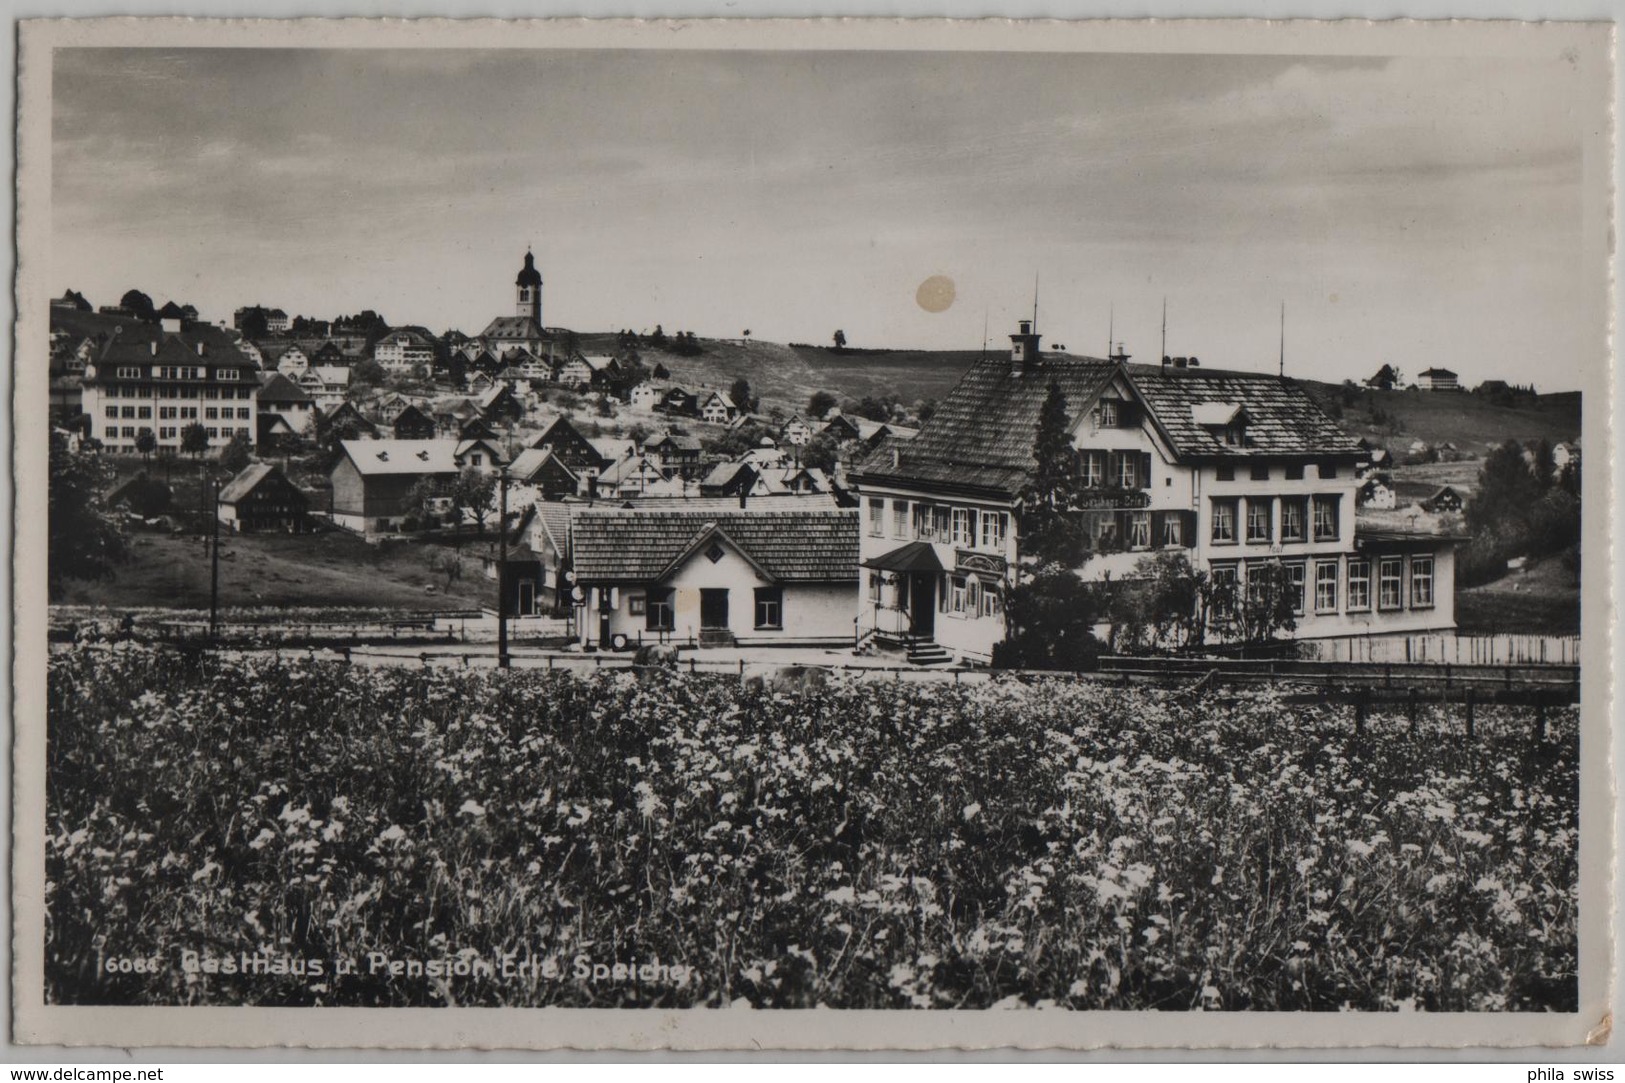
[1298, 632, 1581, 667]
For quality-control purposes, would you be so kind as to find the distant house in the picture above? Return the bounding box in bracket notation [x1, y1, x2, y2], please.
[1357, 475, 1397, 510]
[309, 365, 351, 408]
[570, 507, 860, 649]
[557, 355, 619, 389]
[700, 391, 739, 425]
[431, 397, 485, 438]
[311, 340, 348, 367]
[329, 439, 462, 534]
[255, 373, 317, 438]
[628, 383, 665, 411]
[319, 400, 379, 440]
[266, 309, 290, 333]
[483, 501, 574, 618]
[374, 329, 437, 375]
[780, 416, 814, 447]
[217, 463, 309, 533]
[646, 432, 705, 480]
[698, 460, 759, 498]
[528, 416, 606, 473]
[454, 437, 507, 476]
[270, 344, 311, 378]
[821, 414, 863, 442]
[476, 383, 525, 427]
[1416, 367, 1460, 392]
[505, 446, 581, 503]
[658, 387, 698, 417]
[390, 403, 438, 441]
[1420, 485, 1465, 513]
[596, 454, 680, 499]
[1552, 441, 1579, 477]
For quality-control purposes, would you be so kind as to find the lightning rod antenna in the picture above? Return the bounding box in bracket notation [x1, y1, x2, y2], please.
[1279, 301, 1286, 378]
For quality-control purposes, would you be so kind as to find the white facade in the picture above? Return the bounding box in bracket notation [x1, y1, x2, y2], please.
[375, 332, 436, 375]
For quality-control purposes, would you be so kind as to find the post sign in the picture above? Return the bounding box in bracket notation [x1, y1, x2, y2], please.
[1074, 489, 1151, 510]
[956, 550, 1008, 576]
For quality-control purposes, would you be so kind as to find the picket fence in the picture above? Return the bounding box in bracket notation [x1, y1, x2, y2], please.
[1299, 632, 1580, 667]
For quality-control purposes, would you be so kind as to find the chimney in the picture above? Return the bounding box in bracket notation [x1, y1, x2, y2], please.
[738, 484, 748, 509]
[149, 341, 158, 356]
[1009, 319, 1042, 376]
[196, 342, 205, 356]
[892, 446, 901, 469]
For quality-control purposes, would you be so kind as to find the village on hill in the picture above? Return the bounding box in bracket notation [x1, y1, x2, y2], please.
[47, 250, 1582, 661]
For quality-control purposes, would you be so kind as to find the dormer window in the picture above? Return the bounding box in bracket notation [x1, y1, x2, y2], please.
[1098, 400, 1119, 428]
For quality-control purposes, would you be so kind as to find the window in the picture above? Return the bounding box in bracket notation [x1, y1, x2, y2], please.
[203, 388, 219, 400]
[952, 508, 974, 546]
[471, 454, 484, 467]
[205, 408, 218, 420]
[159, 427, 176, 440]
[1081, 451, 1105, 488]
[237, 428, 251, 439]
[1281, 499, 1307, 542]
[965, 578, 981, 618]
[1215, 464, 1235, 482]
[1312, 496, 1340, 542]
[1246, 498, 1272, 544]
[1285, 463, 1305, 481]
[1379, 557, 1404, 610]
[121, 426, 135, 438]
[1249, 463, 1271, 481]
[238, 408, 251, 420]
[1315, 561, 1339, 613]
[218, 369, 239, 381]
[1210, 563, 1239, 616]
[1161, 512, 1184, 548]
[1116, 452, 1138, 490]
[1348, 559, 1371, 611]
[754, 587, 784, 629]
[979, 580, 1000, 618]
[205, 427, 218, 439]
[115, 366, 142, 379]
[1211, 498, 1238, 544]
[1128, 510, 1151, 549]
[949, 575, 968, 614]
[1411, 557, 1434, 608]
[159, 406, 177, 420]
[646, 589, 674, 630]
[180, 407, 198, 419]
[868, 498, 884, 537]
[1285, 562, 1306, 614]
[104, 406, 116, 418]
[120, 406, 135, 419]
[932, 506, 951, 541]
[137, 407, 151, 419]
[1097, 400, 1119, 428]
[893, 500, 909, 538]
[1318, 462, 1339, 479]
[104, 426, 116, 438]
[980, 511, 1007, 551]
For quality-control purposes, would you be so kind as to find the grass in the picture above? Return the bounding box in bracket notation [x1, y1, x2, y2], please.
[1456, 556, 1582, 637]
[48, 648, 1578, 1011]
[55, 529, 493, 612]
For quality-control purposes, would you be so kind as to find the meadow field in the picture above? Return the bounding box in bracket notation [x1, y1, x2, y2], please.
[46, 645, 1577, 1011]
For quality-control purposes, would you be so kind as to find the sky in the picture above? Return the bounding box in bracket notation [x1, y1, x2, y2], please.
[52, 47, 1591, 390]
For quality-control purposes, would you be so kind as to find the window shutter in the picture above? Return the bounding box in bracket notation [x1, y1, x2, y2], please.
[1182, 510, 1198, 543]
[1141, 452, 1153, 489]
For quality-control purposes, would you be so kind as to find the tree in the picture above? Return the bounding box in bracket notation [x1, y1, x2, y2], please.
[808, 390, 839, 420]
[799, 430, 843, 473]
[134, 428, 157, 463]
[832, 329, 847, 351]
[652, 362, 670, 380]
[1015, 380, 1088, 569]
[220, 432, 253, 475]
[180, 423, 210, 458]
[991, 565, 1103, 671]
[729, 377, 756, 414]
[119, 289, 156, 322]
[1467, 440, 1544, 538]
[852, 394, 896, 422]
[351, 359, 387, 388]
[49, 432, 129, 597]
[452, 468, 498, 533]
[406, 475, 451, 531]
[914, 399, 937, 424]
[626, 422, 653, 448]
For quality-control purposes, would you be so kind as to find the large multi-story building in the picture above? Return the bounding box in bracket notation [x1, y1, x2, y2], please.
[851, 321, 1457, 663]
[79, 314, 260, 454]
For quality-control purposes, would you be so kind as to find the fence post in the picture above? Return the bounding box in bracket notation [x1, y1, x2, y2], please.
[1465, 687, 1475, 739]
[1533, 692, 1547, 742]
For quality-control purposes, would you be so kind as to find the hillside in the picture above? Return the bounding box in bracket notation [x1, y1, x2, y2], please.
[581, 332, 1582, 451]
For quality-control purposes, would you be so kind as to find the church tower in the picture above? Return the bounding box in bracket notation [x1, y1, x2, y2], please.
[516, 250, 543, 325]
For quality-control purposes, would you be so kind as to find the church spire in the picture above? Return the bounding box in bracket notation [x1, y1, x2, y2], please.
[515, 249, 542, 324]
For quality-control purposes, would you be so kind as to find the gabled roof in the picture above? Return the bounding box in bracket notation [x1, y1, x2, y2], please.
[703, 390, 736, 409]
[312, 365, 351, 386]
[338, 439, 461, 476]
[649, 433, 703, 452]
[454, 437, 507, 463]
[256, 372, 313, 404]
[570, 508, 858, 582]
[507, 446, 578, 484]
[480, 316, 547, 341]
[1418, 367, 1458, 378]
[1125, 365, 1364, 461]
[218, 463, 284, 504]
[853, 354, 1117, 497]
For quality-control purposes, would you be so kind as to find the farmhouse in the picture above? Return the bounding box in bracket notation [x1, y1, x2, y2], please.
[389, 403, 438, 441]
[570, 507, 859, 650]
[528, 416, 605, 473]
[646, 433, 705, 480]
[330, 439, 468, 534]
[699, 391, 739, 424]
[1357, 475, 1397, 510]
[504, 446, 581, 503]
[852, 319, 1457, 664]
[216, 463, 310, 533]
[255, 373, 316, 439]
[1420, 485, 1465, 513]
[482, 501, 574, 618]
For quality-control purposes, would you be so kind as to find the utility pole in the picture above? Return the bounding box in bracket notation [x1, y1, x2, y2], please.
[209, 473, 220, 639]
[497, 468, 510, 669]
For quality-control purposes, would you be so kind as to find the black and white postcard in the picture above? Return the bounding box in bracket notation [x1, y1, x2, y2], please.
[11, 16, 1614, 1050]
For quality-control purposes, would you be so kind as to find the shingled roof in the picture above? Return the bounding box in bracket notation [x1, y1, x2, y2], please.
[571, 508, 858, 582]
[256, 372, 313, 404]
[853, 354, 1117, 497]
[1124, 365, 1365, 460]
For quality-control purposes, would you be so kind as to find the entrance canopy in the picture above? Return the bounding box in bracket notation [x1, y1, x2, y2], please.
[862, 540, 945, 574]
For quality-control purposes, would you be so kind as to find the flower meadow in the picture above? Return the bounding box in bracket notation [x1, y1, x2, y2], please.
[46, 645, 1578, 1011]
